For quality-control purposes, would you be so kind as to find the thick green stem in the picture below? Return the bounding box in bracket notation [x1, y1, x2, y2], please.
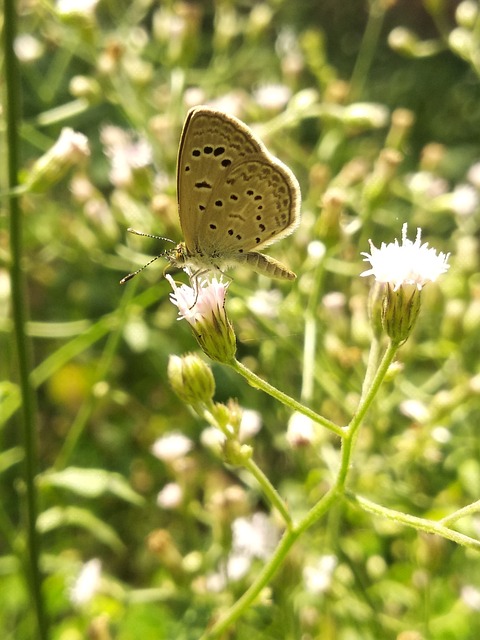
[4, 2, 48, 637]
[228, 359, 345, 438]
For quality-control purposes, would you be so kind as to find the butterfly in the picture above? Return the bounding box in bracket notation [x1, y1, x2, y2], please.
[120, 106, 301, 284]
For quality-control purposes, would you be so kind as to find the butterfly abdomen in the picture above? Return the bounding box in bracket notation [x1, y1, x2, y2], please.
[240, 252, 296, 280]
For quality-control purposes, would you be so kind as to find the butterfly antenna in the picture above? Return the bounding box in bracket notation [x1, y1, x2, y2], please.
[120, 229, 175, 284]
[126, 228, 176, 244]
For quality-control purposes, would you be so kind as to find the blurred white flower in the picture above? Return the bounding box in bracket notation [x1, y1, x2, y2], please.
[157, 482, 183, 509]
[286, 412, 315, 447]
[253, 84, 291, 111]
[451, 184, 479, 216]
[406, 171, 449, 199]
[461, 585, 480, 611]
[399, 399, 430, 423]
[232, 512, 279, 561]
[361, 223, 450, 291]
[151, 432, 193, 462]
[247, 289, 282, 318]
[200, 426, 225, 453]
[303, 555, 337, 594]
[467, 161, 480, 188]
[14, 34, 44, 62]
[57, 0, 98, 16]
[239, 409, 262, 440]
[101, 126, 152, 188]
[70, 559, 102, 606]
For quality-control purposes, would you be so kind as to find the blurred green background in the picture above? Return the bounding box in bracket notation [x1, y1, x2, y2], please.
[2, 1, 480, 639]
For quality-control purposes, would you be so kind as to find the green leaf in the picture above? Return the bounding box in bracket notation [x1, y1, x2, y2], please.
[39, 467, 144, 505]
[37, 506, 125, 551]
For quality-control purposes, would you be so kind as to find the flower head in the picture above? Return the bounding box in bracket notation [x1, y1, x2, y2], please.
[166, 274, 236, 362]
[361, 223, 450, 291]
[361, 224, 450, 344]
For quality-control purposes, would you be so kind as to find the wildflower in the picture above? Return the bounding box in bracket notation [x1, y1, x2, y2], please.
[286, 412, 315, 448]
[361, 224, 450, 291]
[25, 128, 90, 193]
[303, 555, 337, 594]
[232, 512, 279, 561]
[101, 126, 152, 189]
[168, 353, 215, 406]
[167, 274, 236, 363]
[361, 224, 450, 343]
[70, 559, 102, 606]
[157, 482, 183, 509]
[151, 432, 193, 463]
[253, 83, 291, 111]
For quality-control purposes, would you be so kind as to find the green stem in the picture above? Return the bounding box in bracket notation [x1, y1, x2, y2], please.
[228, 359, 345, 438]
[199, 406, 293, 528]
[4, 2, 48, 637]
[201, 343, 402, 637]
[440, 499, 480, 528]
[199, 528, 300, 640]
[348, 493, 480, 551]
[348, 340, 398, 438]
[243, 457, 293, 529]
[349, 0, 387, 101]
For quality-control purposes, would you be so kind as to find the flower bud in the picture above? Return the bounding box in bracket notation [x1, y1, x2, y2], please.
[25, 128, 90, 193]
[382, 283, 422, 345]
[168, 353, 215, 406]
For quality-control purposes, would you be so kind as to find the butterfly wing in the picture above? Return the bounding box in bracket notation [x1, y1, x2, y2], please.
[196, 156, 301, 259]
[176, 106, 262, 254]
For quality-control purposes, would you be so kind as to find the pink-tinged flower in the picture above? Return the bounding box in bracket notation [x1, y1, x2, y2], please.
[361, 223, 450, 291]
[166, 274, 236, 362]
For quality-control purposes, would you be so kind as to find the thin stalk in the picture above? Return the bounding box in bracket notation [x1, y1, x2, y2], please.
[4, 1, 48, 637]
[228, 358, 345, 438]
[199, 528, 301, 640]
[243, 457, 293, 529]
[348, 493, 480, 551]
[349, 1, 387, 101]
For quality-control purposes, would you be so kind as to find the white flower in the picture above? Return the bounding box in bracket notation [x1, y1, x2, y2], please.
[151, 432, 193, 462]
[101, 126, 152, 188]
[361, 223, 450, 291]
[286, 412, 315, 447]
[231, 512, 279, 561]
[70, 559, 102, 606]
[157, 482, 183, 509]
[253, 83, 292, 111]
[303, 555, 337, 594]
[451, 184, 479, 216]
[239, 409, 262, 440]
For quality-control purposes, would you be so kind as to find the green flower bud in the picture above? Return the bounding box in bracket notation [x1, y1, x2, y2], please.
[168, 353, 215, 406]
[382, 283, 421, 345]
